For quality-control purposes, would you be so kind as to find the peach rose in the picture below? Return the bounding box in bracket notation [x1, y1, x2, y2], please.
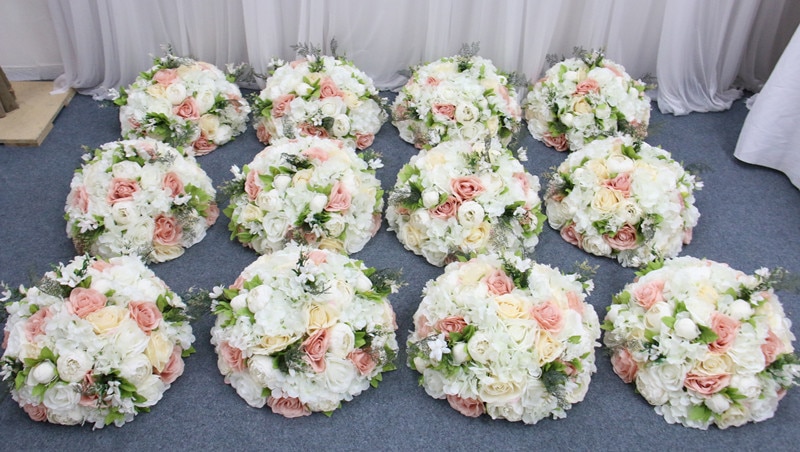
[107, 178, 139, 204]
[70, 186, 90, 213]
[307, 249, 328, 265]
[79, 372, 98, 407]
[267, 396, 311, 418]
[67, 288, 107, 318]
[355, 133, 374, 150]
[543, 133, 569, 151]
[230, 275, 245, 290]
[708, 312, 740, 354]
[485, 269, 514, 295]
[256, 122, 271, 143]
[604, 224, 638, 250]
[566, 291, 585, 315]
[219, 341, 246, 373]
[303, 328, 330, 373]
[23, 404, 48, 422]
[173, 97, 200, 120]
[205, 202, 219, 227]
[430, 196, 460, 219]
[446, 394, 485, 417]
[301, 146, 329, 162]
[611, 348, 638, 383]
[158, 346, 185, 384]
[153, 214, 182, 246]
[604, 172, 632, 197]
[371, 213, 382, 236]
[162, 172, 185, 197]
[245, 169, 261, 201]
[532, 300, 564, 333]
[193, 133, 217, 155]
[512, 172, 530, 193]
[436, 316, 468, 338]
[633, 280, 665, 310]
[450, 176, 485, 201]
[574, 78, 600, 95]
[272, 94, 296, 118]
[415, 314, 433, 338]
[298, 123, 329, 138]
[425, 76, 440, 86]
[24, 307, 51, 341]
[128, 300, 163, 333]
[432, 103, 456, 120]
[153, 68, 178, 86]
[560, 223, 583, 248]
[683, 228, 693, 245]
[325, 181, 351, 212]
[348, 348, 377, 376]
[762, 329, 783, 366]
[319, 77, 343, 99]
[684, 371, 731, 396]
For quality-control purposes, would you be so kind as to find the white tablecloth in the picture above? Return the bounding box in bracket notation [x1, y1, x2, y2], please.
[735, 24, 800, 189]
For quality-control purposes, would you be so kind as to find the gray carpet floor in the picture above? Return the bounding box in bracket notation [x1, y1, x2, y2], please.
[1, 91, 799, 451]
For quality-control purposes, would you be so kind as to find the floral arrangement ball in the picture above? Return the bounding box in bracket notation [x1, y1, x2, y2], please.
[210, 243, 400, 417]
[407, 253, 601, 424]
[224, 136, 384, 255]
[545, 135, 701, 267]
[386, 138, 544, 266]
[391, 54, 522, 149]
[65, 138, 218, 264]
[114, 53, 251, 155]
[251, 54, 387, 150]
[0, 254, 195, 428]
[603, 257, 800, 429]
[524, 50, 651, 152]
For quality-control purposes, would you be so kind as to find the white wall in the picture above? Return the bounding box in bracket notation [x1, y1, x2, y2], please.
[0, 0, 63, 80]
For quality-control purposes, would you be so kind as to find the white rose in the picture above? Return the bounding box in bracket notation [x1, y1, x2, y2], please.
[331, 115, 351, 137]
[421, 368, 447, 398]
[716, 403, 750, 429]
[195, 89, 216, 113]
[273, 174, 292, 192]
[319, 97, 342, 117]
[229, 372, 267, 408]
[42, 382, 80, 410]
[28, 361, 57, 385]
[457, 201, 485, 228]
[705, 393, 731, 414]
[421, 189, 440, 209]
[247, 285, 273, 313]
[327, 323, 355, 358]
[255, 191, 282, 212]
[165, 83, 187, 105]
[113, 318, 151, 356]
[248, 355, 283, 387]
[309, 194, 328, 213]
[56, 350, 93, 383]
[478, 376, 523, 404]
[111, 161, 141, 179]
[635, 367, 669, 405]
[109, 201, 140, 226]
[486, 400, 525, 422]
[651, 362, 688, 392]
[134, 374, 166, 407]
[467, 331, 493, 364]
[215, 125, 233, 144]
[46, 407, 83, 426]
[118, 353, 154, 386]
[451, 343, 469, 366]
[240, 204, 263, 223]
[581, 235, 612, 257]
[455, 102, 479, 123]
[323, 356, 359, 394]
[674, 317, 700, 340]
[324, 214, 346, 237]
[728, 299, 754, 321]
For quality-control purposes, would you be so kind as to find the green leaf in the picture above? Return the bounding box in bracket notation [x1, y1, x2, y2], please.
[354, 331, 367, 349]
[567, 335, 582, 344]
[243, 275, 263, 291]
[370, 373, 383, 388]
[688, 404, 713, 423]
[39, 347, 56, 362]
[696, 325, 719, 344]
[31, 383, 47, 399]
[661, 316, 676, 329]
[181, 345, 196, 358]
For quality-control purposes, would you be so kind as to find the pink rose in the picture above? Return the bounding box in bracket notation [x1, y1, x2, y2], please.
[219, 341, 246, 373]
[67, 287, 107, 318]
[91, 260, 113, 272]
[708, 312, 740, 354]
[158, 346, 185, 384]
[633, 280, 665, 310]
[430, 196, 460, 219]
[193, 133, 217, 156]
[604, 224, 639, 251]
[24, 307, 51, 341]
[435, 316, 468, 338]
[153, 214, 182, 246]
[348, 348, 377, 375]
[107, 178, 139, 204]
[610, 348, 638, 383]
[319, 77, 343, 99]
[298, 123, 329, 138]
[566, 291, 585, 315]
[128, 301, 163, 333]
[301, 146, 329, 162]
[205, 202, 219, 227]
[272, 94, 296, 118]
[425, 76, 440, 86]
[574, 78, 600, 95]
[267, 396, 311, 418]
[485, 269, 514, 295]
[762, 329, 783, 366]
[446, 394, 485, 417]
[355, 133, 375, 150]
[303, 328, 330, 373]
[497, 85, 520, 117]
[69, 186, 90, 213]
[325, 181, 351, 212]
[543, 133, 569, 152]
[603, 172, 632, 197]
[560, 223, 583, 248]
[22, 404, 48, 422]
[532, 300, 564, 333]
[80, 372, 99, 407]
[683, 228, 693, 245]
[432, 103, 456, 120]
[450, 176, 485, 201]
[245, 169, 261, 201]
[415, 314, 433, 338]
[513, 172, 530, 193]
[2, 330, 8, 349]
[684, 371, 731, 396]
[371, 213, 382, 236]
[230, 275, 245, 290]
[256, 122, 271, 144]
[307, 249, 328, 265]
[153, 68, 178, 86]
[605, 63, 624, 77]
[173, 97, 200, 120]
[162, 172, 185, 197]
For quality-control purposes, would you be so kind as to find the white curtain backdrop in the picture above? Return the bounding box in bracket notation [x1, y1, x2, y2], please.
[48, 0, 799, 116]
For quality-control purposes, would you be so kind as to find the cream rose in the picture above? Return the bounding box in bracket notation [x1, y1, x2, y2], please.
[306, 302, 340, 332]
[145, 330, 174, 372]
[255, 334, 297, 355]
[534, 329, 564, 366]
[463, 222, 491, 250]
[495, 293, 531, 320]
[85, 305, 128, 334]
[478, 376, 523, 404]
[591, 187, 624, 214]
